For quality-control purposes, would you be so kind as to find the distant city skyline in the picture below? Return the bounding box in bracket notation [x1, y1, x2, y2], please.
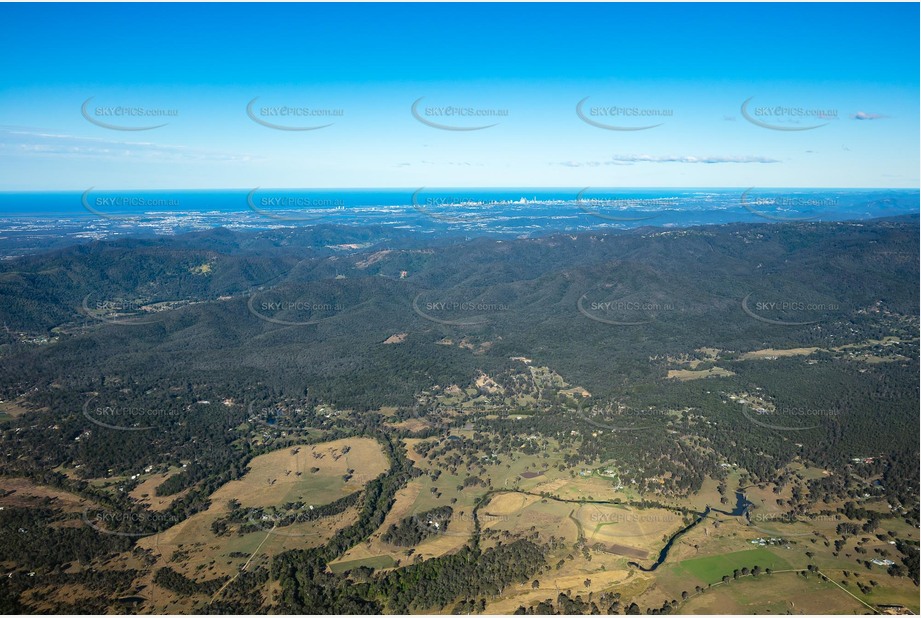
[0, 3, 918, 190]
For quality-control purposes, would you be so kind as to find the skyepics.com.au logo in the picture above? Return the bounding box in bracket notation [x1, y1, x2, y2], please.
[740, 97, 837, 131]
[576, 97, 672, 131]
[740, 188, 837, 221]
[82, 188, 181, 221]
[741, 291, 840, 326]
[410, 188, 505, 224]
[247, 290, 345, 326]
[82, 396, 181, 431]
[748, 510, 837, 538]
[575, 400, 670, 433]
[412, 292, 510, 327]
[576, 188, 668, 222]
[243, 499, 368, 538]
[411, 97, 508, 131]
[247, 400, 313, 434]
[81, 97, 178, 131]
[246, 188, 345, 221]
[585, 509, 686, 538]
[246, 97, 343, 131]
[577, 285, 675, 326]
[740, 405, 838, 432]
[405, 506, 506, 540]
[83, 507, 183, 537]
[80, 292, 162, 326]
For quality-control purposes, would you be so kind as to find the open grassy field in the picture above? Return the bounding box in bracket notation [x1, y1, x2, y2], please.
[681, 474, 739, 512]
[788, 460, 832, 481]
[478, 492, 686, 562]
[0, 398, 30, 419]
[0, 476, 90, 513]
[479, 491, 583, 548]
[678, 570, 869, 614]
[673, 548, 793, 583]
[407, 430, 919, 614]
[212, 437, 387, 508]
[577, 503, 686, 554]
[330, 473, 480, 571]
[384, 417, 431, 433]
[328, 555, 398, 574]
[485, 561, 638, 614]
[135, 437, 388, 585]
[333, 430, 561, 569]
[531, 475, 638, 502]
[838, 577, 921, 614]
[128, 467, 187, 511]
[639, 506, 921, 614]
[666, 367, 735, 381]
[740, 347, 820, 360]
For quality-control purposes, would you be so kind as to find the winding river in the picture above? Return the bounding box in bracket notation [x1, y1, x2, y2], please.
[471, 488, 754, 573]
[627, 492, 753, 572]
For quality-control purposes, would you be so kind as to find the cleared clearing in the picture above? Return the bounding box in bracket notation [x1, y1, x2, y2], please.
[667, 367, 735, 381]
[135, 437, 388, 582]
[740, 347, 819, 360]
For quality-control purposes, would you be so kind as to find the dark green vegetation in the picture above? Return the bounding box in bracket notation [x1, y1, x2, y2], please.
[153, 566, 226, 597]
[381, 506, 454, 546]
[0, 504, 133, 568]
[214, 490, 363, 537]
[0, 215, 917, 613]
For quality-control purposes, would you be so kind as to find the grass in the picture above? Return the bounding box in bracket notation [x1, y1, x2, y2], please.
[739, 347, 819, 360]
[133, 437, 388, 595]
[328, 555, 398, 574]
[212, 437, 389, 508]
[672, 548, 792, 584]
[666, 367, 735, 381]
[679, 570, 869, 614]
[0, 476, 89, 513]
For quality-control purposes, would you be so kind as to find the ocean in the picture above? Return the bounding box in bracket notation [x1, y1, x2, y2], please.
[0, 188, 917, 258]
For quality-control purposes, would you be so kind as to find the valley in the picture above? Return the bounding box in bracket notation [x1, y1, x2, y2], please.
[0, 216, 917, 614]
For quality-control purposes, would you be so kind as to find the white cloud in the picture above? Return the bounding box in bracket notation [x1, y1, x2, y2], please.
[558, 154, 780, 167]
[851, 111, 888, 120]
[0, 126, 257, 163]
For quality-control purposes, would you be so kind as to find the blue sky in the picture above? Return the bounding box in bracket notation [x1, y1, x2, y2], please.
[0, 2, 918, 190]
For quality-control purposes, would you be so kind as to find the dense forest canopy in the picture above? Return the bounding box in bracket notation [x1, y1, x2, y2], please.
[0, 215, 917, 613]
